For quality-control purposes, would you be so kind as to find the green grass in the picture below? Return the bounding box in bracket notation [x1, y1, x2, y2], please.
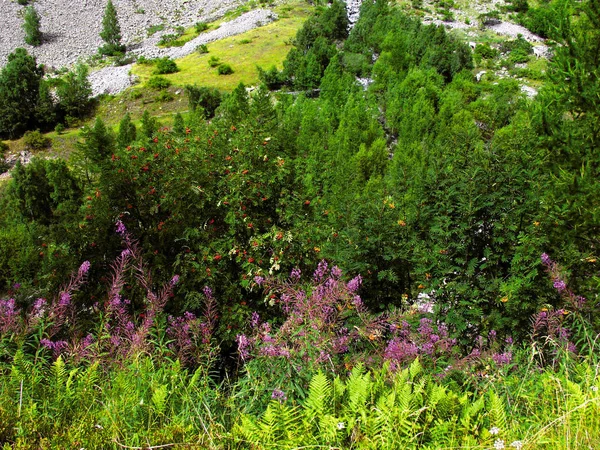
[131, 1, 312, 92]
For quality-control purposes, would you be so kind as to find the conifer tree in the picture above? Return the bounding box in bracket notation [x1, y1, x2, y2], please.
[117, 113, 136, 148]
[99, 0, 125, 56]
[23, 6, 42, 46]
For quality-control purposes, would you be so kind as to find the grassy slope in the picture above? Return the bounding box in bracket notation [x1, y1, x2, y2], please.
[0, 1, 312, 161]
[131, 1, 311, 91]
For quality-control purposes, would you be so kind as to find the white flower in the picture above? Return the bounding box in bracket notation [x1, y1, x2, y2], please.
[494, 439, 505, 450]
[510, 441, 523, 450]
[337, 422, 345, 430]
[591, 385, 598, 392]
[490, 426, 500, 435]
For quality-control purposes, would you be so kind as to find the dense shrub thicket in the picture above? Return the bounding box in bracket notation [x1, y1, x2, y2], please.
[1, 0, 598, 342]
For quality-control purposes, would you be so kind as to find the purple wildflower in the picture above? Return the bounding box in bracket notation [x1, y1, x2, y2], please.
[237, 334, 251, 360]
[0, 298, 20, 334]
[290, 268, 301, 280]
[314, 260, 328, 281]
[170, 275, 180, 286]
[347, 275, 362, 293]
[250, 312, 261, 328]
[59, 292, 71, 307]
[271, 389, 287, 403]
[254, 275, 264, 286]
[492, 352, 512, 366]
[553, 279, 567, 292]
[78, 261, 91, 276]
[115, 220, 127, 235]
[331, 266, 342, 279]
[13, 283, 21, 290]
[541, 253, 552, 266]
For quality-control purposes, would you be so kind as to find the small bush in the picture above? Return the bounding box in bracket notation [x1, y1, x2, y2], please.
[196, 44, 209, 54]
[474, 43, 499, 60]
[158, 34, 181, 47]
[185, 85, 222, 117]
[238, 38, 252, 45]
[128, 89, 143, 100]
[195, 21, 209, 33]
[217, 64, 234, 75]
[147, 76, 171, 90]
[0, 141, 8, 156]
[136, 55, 155, 65]
[23, 130, 50, 150]
[208, 56, 221, 68]
[147, 24, 165, 36]
[153, 57, 179, 75]
[257, 65, 283, 89]
[156, 91, 174, 102]
[54, 123, 65, 135]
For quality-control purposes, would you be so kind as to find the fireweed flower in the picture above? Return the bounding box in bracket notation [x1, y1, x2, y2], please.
[78, 261, 91, 275]
[170, 275, 180, 286]
[59, 292, 71, 307]
[290, 267, 301, 280]
[541, 253, 551, 266]
[237, 334, 251, 360]
[250, 311, 261, 328]
[347, 275, 362, 293]
[553, 279, 567, 292]
[115, 220, 127, 235]
[254, 275, 264, 286]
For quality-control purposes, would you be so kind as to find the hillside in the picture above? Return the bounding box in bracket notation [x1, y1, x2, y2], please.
[0, 0, 247, 69]
[0, 0, 599, 448]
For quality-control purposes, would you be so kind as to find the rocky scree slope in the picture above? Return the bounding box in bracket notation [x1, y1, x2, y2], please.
[0, 0, 244, 69]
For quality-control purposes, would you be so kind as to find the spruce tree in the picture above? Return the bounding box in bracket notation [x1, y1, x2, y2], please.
[99, 0, 125, 56]
[23, 6, 42, 46]
[117, 113, 136, 148]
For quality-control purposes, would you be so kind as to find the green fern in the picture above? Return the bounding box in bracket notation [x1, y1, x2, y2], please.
[487, 389, 507, 431]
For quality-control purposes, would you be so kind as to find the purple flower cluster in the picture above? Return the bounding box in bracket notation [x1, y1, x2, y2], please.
[271, 389, 287, 403]
[41, 339, 68, 358]
[0, 298, 21, 334]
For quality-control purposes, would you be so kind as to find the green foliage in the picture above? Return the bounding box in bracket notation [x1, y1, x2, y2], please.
[474, 43, 499, 60]
[99, 0, 125, 56]
[208, 55, 221, 67]
[0, 48, 43, 138]
[56, 64, 92, 119]
[196, 43, 209, 54]
[22, 6, 42, 46]
[147, 75, 171, 90]
[185, 85, 222, 118]
[116, 112, 136, 149]
[257, 65, 284, 89]
[153, 57, 179, 74]
[9, 157, 81, 225]
[54, 122, 65, 135]
[217, 63, 234, 75]
[195, 21, 209, 33]
[77, 117, 115, 168]
[22, 129, 49, 150]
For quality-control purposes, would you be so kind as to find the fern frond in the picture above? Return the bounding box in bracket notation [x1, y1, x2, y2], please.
[487, 389, 507, 431]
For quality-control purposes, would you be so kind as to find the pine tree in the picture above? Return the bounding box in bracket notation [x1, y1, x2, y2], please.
[117, 113, 136, 148]
[0, 48, 43, 138]
[23, 6, 42, 46]
[99, 0, 125, 56]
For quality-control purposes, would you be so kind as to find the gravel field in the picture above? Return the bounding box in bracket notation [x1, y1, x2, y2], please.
[0, 0, 249, 69]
